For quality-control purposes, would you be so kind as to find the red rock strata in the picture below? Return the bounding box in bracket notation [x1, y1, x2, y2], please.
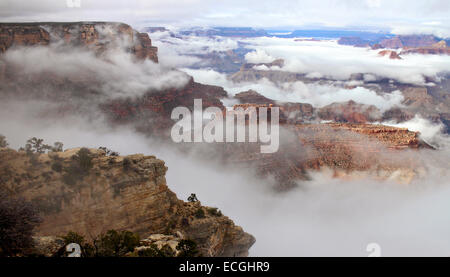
[378, 50, 402, 59]
[318, 100, 382, 123]
[0, 22, 158, 63]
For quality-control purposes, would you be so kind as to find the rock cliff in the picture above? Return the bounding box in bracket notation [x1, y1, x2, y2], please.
[378, 50, 402, 59]
[0, 22, 158, 62]
[0, 147, 255, 257]
[318, 100, 382, 123]
[379, 35, 439, 49]
[219, 122, 431, 189]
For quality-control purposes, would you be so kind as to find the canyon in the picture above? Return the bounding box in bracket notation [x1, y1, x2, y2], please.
[0, 147, 255, 257]
[0, 22, 158, 62]
[0, 21, 446, 256]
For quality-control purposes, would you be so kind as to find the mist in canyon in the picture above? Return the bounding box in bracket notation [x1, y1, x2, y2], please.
[1, 24, 450, 257]
[1, 98, 449, 256]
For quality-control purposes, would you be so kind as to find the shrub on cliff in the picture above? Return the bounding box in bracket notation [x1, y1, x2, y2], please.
[22, 137, 49, 154]
[0, 196, 41, 257]
[206, 207, 223, 217]
[62, 148, 93, 186]
[136, 244, 176, 257]
[61, 231, 95, 257]
[93, 230, 140, 257]
[99, 147, 119, 157]
[0, 135, 8, 148]
[51, 160, 63, 173]
[122, 157, 132, 171]
[194, 208, 205, 219]
[62, 231, 85, 246]
[52, 142, 64, 152]
[188, 193, 199, 202]
[176, 239, 199, 257]
[19, 138, 64, 168]
[73, 148, 93, 172]
[59, 230, 142, 257]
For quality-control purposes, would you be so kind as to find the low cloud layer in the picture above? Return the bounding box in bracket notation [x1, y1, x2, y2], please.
[150, 32, 450, 88]
[383, 115, 449, 148]
[182, 68, 404, 111]
[241, 38, 450, 85]
[1, 44, 189, 99]
[0, 100, 449, 256]
[149, 30, 240, 68]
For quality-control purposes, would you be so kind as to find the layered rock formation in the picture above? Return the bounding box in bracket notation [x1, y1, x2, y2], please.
[180, 27, 268, 38]
[338, 37, 371, 47]
[340, 34, 450, 56]
[218, 122, 431, 189]
[0, 21, 441, 192]
[378, 50, 402, 59]
[230, 60, 307, 84]
[0, 147, 255, 257]
[318, 100, 382, 123]
[233, 90, 314, 123]
[379, 35, 439, 49]
[103, 77, 228, 136]
[0, 22, 158, 62]
[400, 40, 450, 55]
[234, 90, 275, 105]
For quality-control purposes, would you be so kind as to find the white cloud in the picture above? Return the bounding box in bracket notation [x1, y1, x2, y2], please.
[383, 115, 449, 148]
[182, 68, 404, 111]
[391, 24, 450, 38]
[240, 37, 450, 85]
[1, 99, 450, 257]
[1, 44, 190, 99]
[1, 0, 450, 38]
[245, 49, 275, 63]
[149, 30, 239, 68]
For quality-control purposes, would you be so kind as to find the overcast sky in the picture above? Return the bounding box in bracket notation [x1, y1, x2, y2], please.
[1, 0, 450, 37]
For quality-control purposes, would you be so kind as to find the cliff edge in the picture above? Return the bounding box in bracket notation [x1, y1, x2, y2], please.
[0, 147, 255, 257]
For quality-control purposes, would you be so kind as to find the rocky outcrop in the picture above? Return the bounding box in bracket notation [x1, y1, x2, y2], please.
[229, 59, 300, 83]
[31, 236, 65, 257]
[103, 77, 228, 136]
[217, 122, 432, 189]
[378, 50, 402, 59]
[380, 35, 439, 49]
[400, 41, 450, 55]
[233, 90, 314, 123]
[338, 37, 371, 47]
[0, 22, 158, 63]
[318, 100, 382, 123]
[234, 89, 275, 105]
[180, 27, 268, 38]
[340, 34, 449, 56]
[0, 147, 255, 257]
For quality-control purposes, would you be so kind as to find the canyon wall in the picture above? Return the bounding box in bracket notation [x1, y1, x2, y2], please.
[0, 22, 158, 62]
[0, 147, 255, 257]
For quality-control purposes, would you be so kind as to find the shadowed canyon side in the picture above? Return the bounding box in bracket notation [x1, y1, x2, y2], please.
[0, 147, 255, 257]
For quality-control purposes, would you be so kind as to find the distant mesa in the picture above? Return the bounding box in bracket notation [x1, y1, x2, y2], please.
[400, 40, 450, 55]
[340, 34, 450, 56]
[294, 38, 320, 42]
[338, 36, 371, 47]
[179, 27, 268, 38]
[380, 35, 438, 49]
[234, 89, 275, 105]
[142, 27, 168, 33]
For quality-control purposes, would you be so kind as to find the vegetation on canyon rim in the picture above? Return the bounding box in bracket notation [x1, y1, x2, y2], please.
[60, 230, 199, 257]
[0, 134, 207, 257]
